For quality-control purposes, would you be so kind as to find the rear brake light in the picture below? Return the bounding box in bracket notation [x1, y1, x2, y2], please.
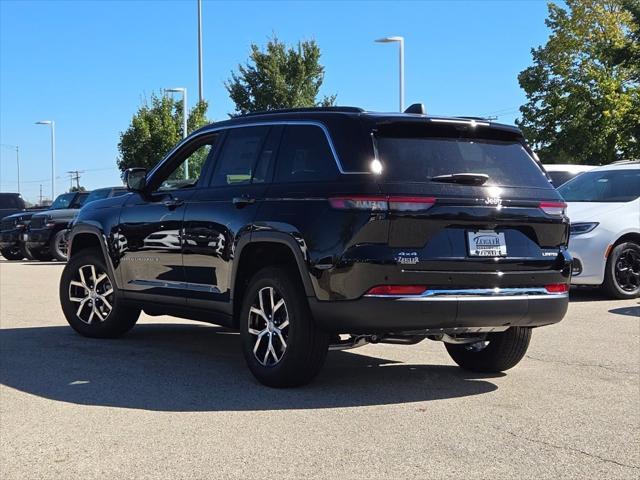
[366, 285, 426, 296]
[539, 201, 567, 216]
[329, 196, 436, 212]
[544, 283, 569, 294]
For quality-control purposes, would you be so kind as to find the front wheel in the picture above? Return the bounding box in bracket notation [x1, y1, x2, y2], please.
[603, 241, 640, 299]
[0, 246, 25, 261]
[50, 229, 70, 262]
[239, 266, 330, 388]
[60, 250, 140, 338]
[445, 327, 532, 373]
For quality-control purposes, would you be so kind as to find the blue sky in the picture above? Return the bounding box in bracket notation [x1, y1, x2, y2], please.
[0, 0, 554, 203]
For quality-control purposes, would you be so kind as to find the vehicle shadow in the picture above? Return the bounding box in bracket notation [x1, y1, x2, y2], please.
[0, 324, 500, 412]
[608, 306, 640, 318]
[569, 287, 610, 302]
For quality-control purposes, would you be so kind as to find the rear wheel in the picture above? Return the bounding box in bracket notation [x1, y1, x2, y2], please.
[603, 241, 640, 299]
[60, 250, 140, 338]
[239, 266, 329, 387]
[445, 327, 532, 373]
[0, 246, 25, 261]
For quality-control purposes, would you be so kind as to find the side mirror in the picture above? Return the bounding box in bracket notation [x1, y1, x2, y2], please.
[123, 168, 147, 192]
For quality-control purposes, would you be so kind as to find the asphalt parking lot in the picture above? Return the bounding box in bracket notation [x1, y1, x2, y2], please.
[0, 259, 638, 479]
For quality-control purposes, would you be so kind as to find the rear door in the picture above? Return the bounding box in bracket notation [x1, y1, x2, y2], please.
[182, 125, 280, 311]
[372, 122, 569, 275]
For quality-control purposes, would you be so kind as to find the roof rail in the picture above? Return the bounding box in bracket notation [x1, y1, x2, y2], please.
[456, 116, 494, 121]
[240, 106, 365, 117]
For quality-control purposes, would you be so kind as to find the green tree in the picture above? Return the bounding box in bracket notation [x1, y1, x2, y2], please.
[517, 0, 640, 164]
[226, 37, 336, 115]
[117, 93, 209, 172]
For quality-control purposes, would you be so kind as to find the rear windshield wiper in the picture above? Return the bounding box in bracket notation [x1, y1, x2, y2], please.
[430, 173, 489, 186]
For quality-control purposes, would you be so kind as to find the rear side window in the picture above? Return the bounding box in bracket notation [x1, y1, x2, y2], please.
[211, 127, 269, 186]
[274, 125, 338, 183]
[376, 136, 550, 189]
[84, 189, 110, 204]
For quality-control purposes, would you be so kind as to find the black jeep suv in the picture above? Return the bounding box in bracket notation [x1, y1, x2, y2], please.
[59, 107, 571, 387]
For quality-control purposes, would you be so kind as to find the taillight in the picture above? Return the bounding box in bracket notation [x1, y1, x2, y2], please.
[544, 283, 569, 294]
[329, 196, 436, 212]
[539, 201, 567, 216]
[366, 285, 426, 296]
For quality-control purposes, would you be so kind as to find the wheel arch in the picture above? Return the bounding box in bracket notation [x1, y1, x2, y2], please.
[230, 232, 316, 325]
[68, 225, 121, 289]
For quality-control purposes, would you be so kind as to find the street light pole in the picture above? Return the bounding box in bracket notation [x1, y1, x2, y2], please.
[36, 120, 56, 201]
[197, 0, 204, 103]
[15, 146, 20, 195]
[375, 36, 405, 112]
[164, 88, 189, 178]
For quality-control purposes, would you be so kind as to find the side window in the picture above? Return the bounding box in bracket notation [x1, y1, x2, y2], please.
[210, 126, 269, 186]
[274, 125, 338, 183]
[252, 126, 283, 184]
[157, 137, 218, 192]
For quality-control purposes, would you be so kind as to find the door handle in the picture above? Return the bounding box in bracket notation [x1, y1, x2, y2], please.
[232, 196, 256, 208]
[163, 197, 184, 209]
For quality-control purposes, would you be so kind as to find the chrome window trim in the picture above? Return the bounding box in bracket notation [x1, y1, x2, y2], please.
[147, 120, 372, 181]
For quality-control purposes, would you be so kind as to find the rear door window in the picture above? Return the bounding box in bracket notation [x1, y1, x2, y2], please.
[375, 136, 550, 189]
[210, 126, 269, 186]
[274, 125, 338, 183]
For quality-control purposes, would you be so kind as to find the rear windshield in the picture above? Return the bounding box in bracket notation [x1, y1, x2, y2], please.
[375, 136, 550, 189]
[558, 169, 640, 202]
[0, 194, 23, 209]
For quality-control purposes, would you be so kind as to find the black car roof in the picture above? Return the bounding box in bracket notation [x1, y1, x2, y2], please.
[191, 107, 525, 173]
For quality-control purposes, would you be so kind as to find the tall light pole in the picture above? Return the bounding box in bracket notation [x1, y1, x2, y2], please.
[0, 144, 20, 194]
[164, 88, 189, 178]
[375, 36, 405, 112]
[35, 120, 56, 200]
[197, 0, 204, 103]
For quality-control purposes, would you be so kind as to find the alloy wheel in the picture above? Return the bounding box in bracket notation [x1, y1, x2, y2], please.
[68, 264, 114, 324]
[614, 247, 640, 293]
[55, 231, 69, 259]
[248, 286, 290, 367]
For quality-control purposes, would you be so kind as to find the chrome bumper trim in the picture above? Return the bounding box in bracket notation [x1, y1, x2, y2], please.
[365, 287, 568, 301]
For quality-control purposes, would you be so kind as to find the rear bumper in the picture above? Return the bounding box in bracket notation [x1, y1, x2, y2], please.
[310, 288, 568, 334]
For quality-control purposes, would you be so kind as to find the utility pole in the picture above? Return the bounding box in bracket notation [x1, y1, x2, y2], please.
[197, 0, 204, 103]
[67, 170, 82, 190]
[39, 184, 43, 205]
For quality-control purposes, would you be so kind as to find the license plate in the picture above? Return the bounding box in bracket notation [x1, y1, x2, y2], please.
[467, 230, 507, 257]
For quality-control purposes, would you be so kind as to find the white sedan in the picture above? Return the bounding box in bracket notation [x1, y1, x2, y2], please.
[558, 161, 640, 298]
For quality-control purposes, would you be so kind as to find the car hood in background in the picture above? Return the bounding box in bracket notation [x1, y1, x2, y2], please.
[566, 202, 629, 223]
[32, 208, 80, 222]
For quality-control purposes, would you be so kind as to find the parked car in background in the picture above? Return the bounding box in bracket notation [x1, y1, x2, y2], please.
[0, 192, 26, 220]
[559, 161, 640, 298]
[544, 164, 594, 187]
[26, 187, 127, 262]
[0, 207, 47, 260]
[60, 107, 571, 387]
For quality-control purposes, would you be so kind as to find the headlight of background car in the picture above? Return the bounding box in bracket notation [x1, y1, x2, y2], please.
[570, 222, 599, 236]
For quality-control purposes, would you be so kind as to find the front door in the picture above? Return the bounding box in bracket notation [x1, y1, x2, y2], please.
[118, 134, 218, 302]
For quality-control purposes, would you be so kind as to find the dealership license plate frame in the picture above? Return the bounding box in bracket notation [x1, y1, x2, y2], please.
[467, 230, 507, 257]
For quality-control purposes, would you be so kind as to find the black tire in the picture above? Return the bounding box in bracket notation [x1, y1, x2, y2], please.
[603, 241, 640, 299]
[22, 244, 37, 260]
[239, 266, 330, 388]
[28, 247, 52, 261]
[60, 249, 140, 338]
[0, 246, 25, 261]
[50, 229, 69, 262]
[445, 327, 532, 373]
